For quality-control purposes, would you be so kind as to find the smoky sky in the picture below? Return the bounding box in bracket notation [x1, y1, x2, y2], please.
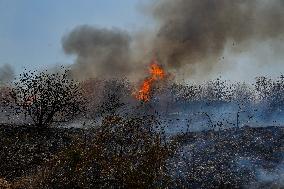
[62, 25, 132, 80]
[0, 64, 14, 84]
[152, 0, 284, 69]
[62, 0, 284, 81]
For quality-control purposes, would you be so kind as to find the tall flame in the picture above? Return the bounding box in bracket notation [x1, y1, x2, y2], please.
[134, 59, 166, 102]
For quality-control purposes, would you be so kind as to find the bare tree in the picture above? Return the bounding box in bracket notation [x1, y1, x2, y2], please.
[9, 69, 83, 127]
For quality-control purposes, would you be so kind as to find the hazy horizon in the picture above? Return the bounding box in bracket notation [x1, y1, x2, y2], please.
[0, 0, 283, 82]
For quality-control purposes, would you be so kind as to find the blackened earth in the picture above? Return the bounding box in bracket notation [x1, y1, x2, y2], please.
[0, 124, 283, 188]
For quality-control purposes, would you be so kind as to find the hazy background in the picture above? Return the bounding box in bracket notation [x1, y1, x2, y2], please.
[0, 0, 153, 73]
[0, 0, 283, 82]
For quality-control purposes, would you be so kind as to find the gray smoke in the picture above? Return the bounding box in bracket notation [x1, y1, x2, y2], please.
[151, 0, 284, 74]
[62, 25, 132, 80]
[62, 1, 284, 81]
[0, 64, 15, 84]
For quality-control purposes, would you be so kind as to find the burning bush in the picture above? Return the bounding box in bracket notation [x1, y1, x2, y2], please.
[134, 59, 168, 102]
[9, 69, 83, 127]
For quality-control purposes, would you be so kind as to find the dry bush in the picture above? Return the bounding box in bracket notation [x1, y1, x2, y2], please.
[0, 177, 12, 189]
[9, 69, 83, 127]
[17, 115, 174, 188]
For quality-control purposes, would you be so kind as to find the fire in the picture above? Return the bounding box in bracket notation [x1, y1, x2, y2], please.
[134, 59, 166, 102]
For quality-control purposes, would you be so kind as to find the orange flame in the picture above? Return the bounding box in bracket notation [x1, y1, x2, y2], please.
[134, 59, 166, 102]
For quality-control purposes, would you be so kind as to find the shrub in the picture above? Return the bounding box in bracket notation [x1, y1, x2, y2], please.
[9, 69, 83, 127]
[21, 115, 174, 188]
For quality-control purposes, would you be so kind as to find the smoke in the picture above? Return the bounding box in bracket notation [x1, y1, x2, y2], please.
[62, 26, 133, 80]
[62, 0, 284, 81]
[0, 64, 15, 84]
[150, 0, 284, 77]
[252, 164, 284, 188]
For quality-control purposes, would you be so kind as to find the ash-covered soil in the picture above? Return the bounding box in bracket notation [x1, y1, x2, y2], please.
[0, 124, 283, 188]
[170, 126, 284, 188]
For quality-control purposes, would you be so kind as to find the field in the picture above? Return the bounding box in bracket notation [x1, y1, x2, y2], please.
[0, 122, 283, 188]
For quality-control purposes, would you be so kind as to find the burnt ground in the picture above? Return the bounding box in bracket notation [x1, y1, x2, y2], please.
[0, 124, 283, 188]
[170, 126, 284, 188]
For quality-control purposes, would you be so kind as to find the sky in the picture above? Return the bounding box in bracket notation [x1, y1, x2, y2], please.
[0, 0, 153, 73]
[0, 0, 283, 82]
